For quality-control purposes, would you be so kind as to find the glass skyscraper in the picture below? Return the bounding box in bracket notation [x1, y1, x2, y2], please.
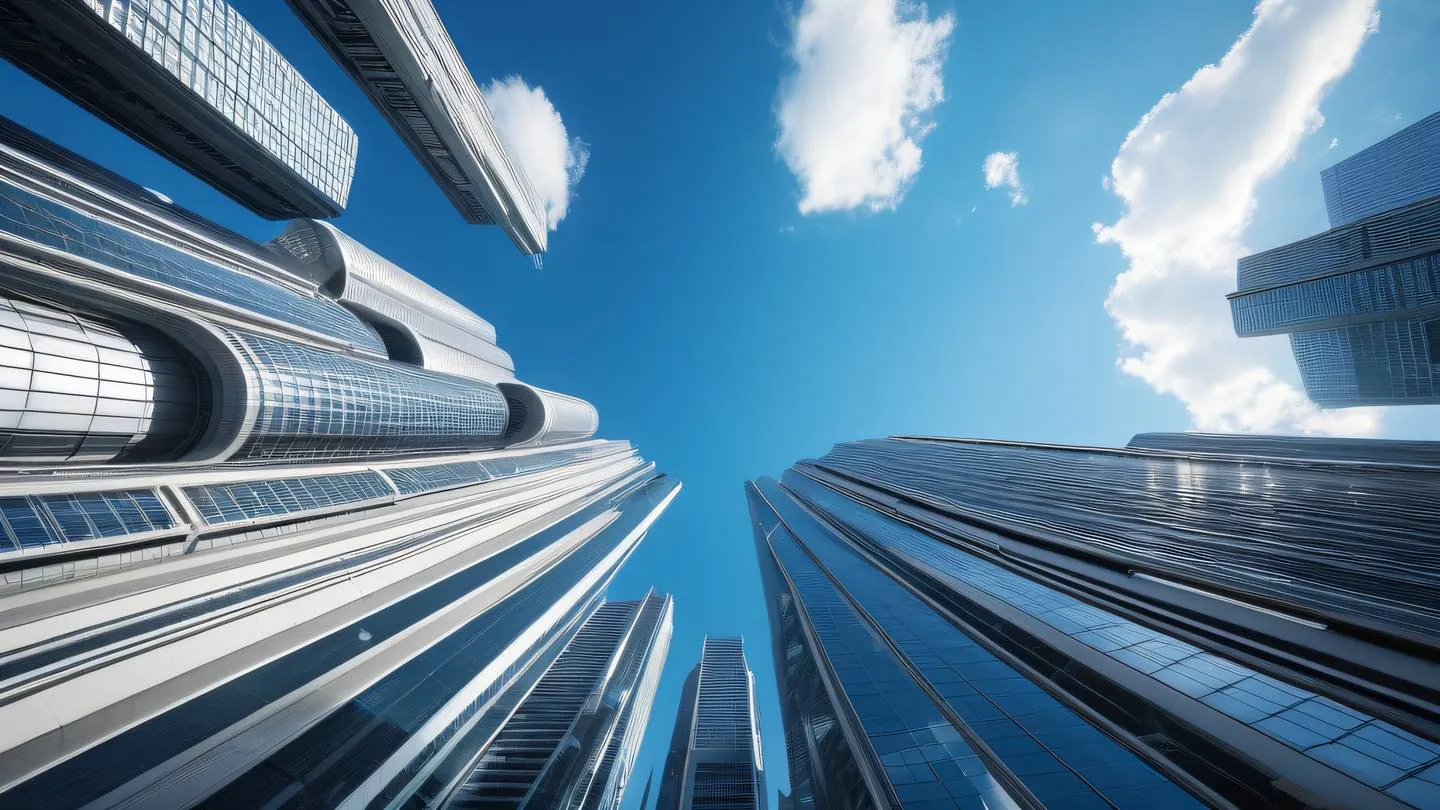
[749, 434, 1440, 809]
[657, 636, 766, 810]
[448, 590, 673, 810]
[0, 0, 359, 219]
[284, 0, 552, 255]
[1230, 111, 1440, 407]
[0, 112, 676, 807]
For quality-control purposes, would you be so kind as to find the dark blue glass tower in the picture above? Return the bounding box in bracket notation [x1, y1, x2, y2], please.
[1230, 111, 1440, 407]
[749, 434, 1440, 809]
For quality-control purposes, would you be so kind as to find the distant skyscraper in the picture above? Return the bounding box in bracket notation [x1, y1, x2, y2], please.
[0, 0, 359, 218]
[658, 637, 766, 810]
[749, 434, 1440, 810]
[1230, 111, 1440, 407]
[0, 114, 677, 806]
[284, 0, 551, 255]
[447, 590, 672, 810]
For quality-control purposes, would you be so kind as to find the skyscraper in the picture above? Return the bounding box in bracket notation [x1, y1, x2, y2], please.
[658, 636, 766, 810]
[749, 434, 1440, 809]
[0, 114, 677, 807]
[1230, 111, 1440, 407]
[0, 0, 359, 219]
[284, 0, 551, 255]
[447, 590, 673, 810]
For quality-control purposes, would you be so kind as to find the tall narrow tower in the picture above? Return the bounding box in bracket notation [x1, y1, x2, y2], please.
[658, 636, 765, 810]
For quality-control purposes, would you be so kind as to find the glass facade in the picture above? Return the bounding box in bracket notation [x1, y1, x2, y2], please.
[1230, 109, 1440, 407]
[0, 0, 358, 217]
[749, 434, 1440, 810]
[226, 330, 510, 461]
[657, 637, 766, 810]
[0, 81, 663, 810]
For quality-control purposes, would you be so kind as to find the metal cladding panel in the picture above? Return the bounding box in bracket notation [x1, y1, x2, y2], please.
[500, 382, 600, 448]
[750, 435, 1440, 810]
[269, 220, 515, 380]
[283, 0, 549, 253]
[0, 0, 358, 218]
[0, 294, 203, 464]
[0, 464, 679, 809]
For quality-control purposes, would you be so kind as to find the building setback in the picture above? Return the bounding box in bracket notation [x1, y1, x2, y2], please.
[284, 0, 552, 255]
[657, 637, 766, 810]
[1230, 111, 1440, 407]
[0, 113, 677, 807]
[0, 0, 358, 219]
[749, 434, 1440, 810]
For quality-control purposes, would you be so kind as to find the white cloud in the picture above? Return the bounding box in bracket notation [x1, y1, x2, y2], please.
[982, 151, 1027, 206]
[482, 76, 589, 229]
[775, 0, 954, 214]
[1094, 0, 1381, 436]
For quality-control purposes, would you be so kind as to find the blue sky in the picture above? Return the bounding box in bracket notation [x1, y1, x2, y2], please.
[4, 0, 1440, 807]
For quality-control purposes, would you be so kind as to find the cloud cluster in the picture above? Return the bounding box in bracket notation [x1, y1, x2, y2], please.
[1094, 0, 1381, 435]
[982, 151, 1027, 206]
[483, 76, 590, 229]
[775, 0, 954, 214]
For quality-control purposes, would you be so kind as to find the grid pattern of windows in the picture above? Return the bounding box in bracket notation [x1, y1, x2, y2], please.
[452, 601, 636, 808]
[757, 500, 1017, 810]
[0, 178, 383, 352]
[766, 477, 1202, 810]
[816, 438, 1440, 641]
[1322, 112, 1440, 227]
[1291, 321, 1440, 407]
[783, 457, 1440, 809]
[691, 763, 758, 810]
[90, 0, 357, 208]
[1230, 249, 1440, 336]
[183, 471, 392, 526]
[0, 488, 174, 553]
[227, 331, 508, 461]
[0, 295, 200, 463]
[694, 637, 758, 752]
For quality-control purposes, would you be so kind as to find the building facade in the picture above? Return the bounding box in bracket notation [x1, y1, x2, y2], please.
[284, 0, 551, 255]
[658, 636, 766, 810]
[1230, 111, 1440, 407]
[749, 434, 1440, 810]
[447, 590, 672, 810]
[0, 0, 359, 219]
[0, 114, 677, 807]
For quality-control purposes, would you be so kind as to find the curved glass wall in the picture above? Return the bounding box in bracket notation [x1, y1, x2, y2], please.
[0, 178, 384, 353]
[225, 330, 509, 461]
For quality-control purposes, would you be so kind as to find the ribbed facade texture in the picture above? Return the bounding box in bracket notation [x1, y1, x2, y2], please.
[1230, 110, 1440, 407]
[0, 0, 358, 218]
[448, 590, 672, 810]
[658, 637, 765, 810]
[749, 435, 1440, 810]
[284, 0, 551, 254]
[0, 110, 678, 808]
